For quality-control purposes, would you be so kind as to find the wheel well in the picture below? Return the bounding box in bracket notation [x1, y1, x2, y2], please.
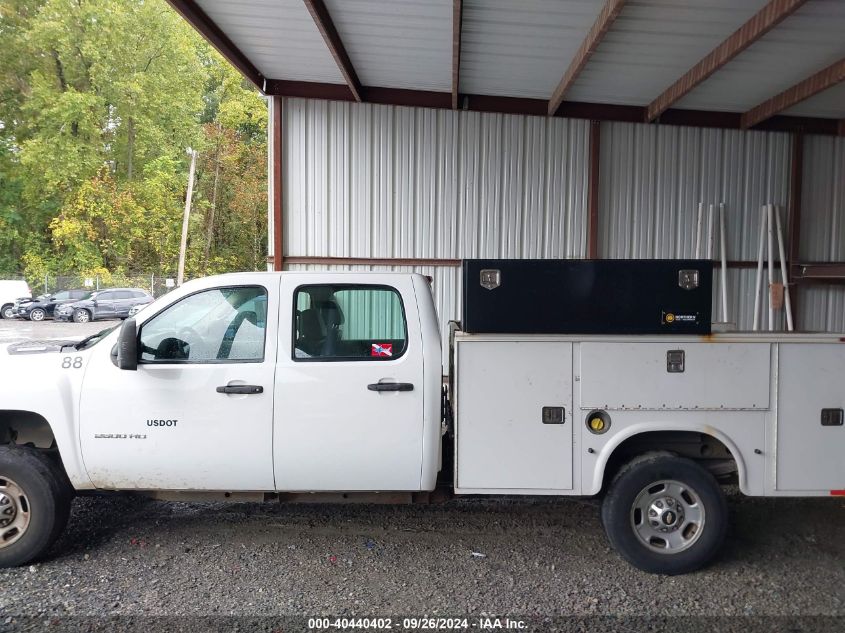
[0, 410, 71, 486]
[0, 410, 57, 449]
[601, 431, 738, 493]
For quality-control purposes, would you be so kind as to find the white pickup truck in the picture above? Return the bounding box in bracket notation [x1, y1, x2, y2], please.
[1, 270, 843, 574]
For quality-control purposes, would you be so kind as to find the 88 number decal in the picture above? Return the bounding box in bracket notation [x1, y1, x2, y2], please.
[62, 356, 83, 369]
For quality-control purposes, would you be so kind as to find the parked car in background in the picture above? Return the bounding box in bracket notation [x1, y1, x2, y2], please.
[0, 280, 31, 319]
[55, 288, 154, 323]
[14, 289, 91, 321]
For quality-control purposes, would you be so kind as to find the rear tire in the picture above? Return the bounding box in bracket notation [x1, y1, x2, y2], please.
[1, 304, 13, 319]
[601, 454, 727, 575]
[72, 309, 91, 324]
[0, 446, 72, 568]
[29, 308, 46, 322]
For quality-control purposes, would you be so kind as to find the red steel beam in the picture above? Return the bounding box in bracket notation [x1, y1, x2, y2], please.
[647, 0, 809, 121]
[302, 0, 363, 102]
[283, 255, 845, 271]
[272, 96, 283, 271]
[742, 58, 845, 129]
[165, 0, 265, 90]
[548, 0, 627, 116]
[452, 0, 463, 109]
[262, 80, 842, 134]
[285, 256, 461, 268]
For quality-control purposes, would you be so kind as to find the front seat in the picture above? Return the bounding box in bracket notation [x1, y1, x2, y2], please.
[318, 301, 344, 357]
[295, 308, 325, 357]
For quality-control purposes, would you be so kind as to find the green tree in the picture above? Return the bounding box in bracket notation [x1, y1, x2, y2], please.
[0, 0, 268, 282]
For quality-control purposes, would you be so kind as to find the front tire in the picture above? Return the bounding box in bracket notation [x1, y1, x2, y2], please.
[1, 304, 13, 319]
[72, 309, 91, 323]
[29, 308, 46, 322]
[601, 454, 727, 575]
[0, 446, 72, 568]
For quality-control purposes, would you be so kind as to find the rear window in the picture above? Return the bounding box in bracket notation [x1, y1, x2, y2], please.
[293, 285, 407, 361]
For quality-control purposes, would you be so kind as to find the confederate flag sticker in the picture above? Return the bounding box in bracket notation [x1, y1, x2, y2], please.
[371, 343, 393, 357]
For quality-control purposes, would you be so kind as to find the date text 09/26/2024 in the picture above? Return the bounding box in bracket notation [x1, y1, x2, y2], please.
[307, 617, 528, 630]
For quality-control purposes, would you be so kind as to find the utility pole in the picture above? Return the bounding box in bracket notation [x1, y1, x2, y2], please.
[177, 148, 198, 287]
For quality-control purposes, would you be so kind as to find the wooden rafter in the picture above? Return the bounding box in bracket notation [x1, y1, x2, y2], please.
[646, 0, 809, 122]
[742, 58, 845, 129]
[452, 0, 463, 109]
[548, 0, 627, 116]
[302, 0, 363, 102]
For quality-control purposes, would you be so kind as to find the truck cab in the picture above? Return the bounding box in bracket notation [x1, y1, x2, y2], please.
[66, 272, 441, 493]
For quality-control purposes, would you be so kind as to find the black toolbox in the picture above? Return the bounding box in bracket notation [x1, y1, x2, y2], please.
[461, 259, 713, 335]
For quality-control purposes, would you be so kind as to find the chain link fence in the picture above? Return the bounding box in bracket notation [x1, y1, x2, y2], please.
[31, 273, 190, 299]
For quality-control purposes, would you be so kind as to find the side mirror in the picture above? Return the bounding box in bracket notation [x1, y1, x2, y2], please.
[117, 318, 138, 371]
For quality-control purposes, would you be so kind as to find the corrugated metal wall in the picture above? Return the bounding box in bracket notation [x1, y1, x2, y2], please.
[284, 98, 589, 259]
[599, 122, 795, 330]
[282, 98, 845, 367]
[799, 134, 845, 332]
[599, 122, 792, 261]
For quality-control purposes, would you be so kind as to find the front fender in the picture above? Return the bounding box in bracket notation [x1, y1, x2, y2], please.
[0, 343, 97, 489]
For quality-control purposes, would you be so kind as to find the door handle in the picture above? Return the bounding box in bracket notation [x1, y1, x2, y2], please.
[216, 385, 264, 394]
[367, 382, 414, 392]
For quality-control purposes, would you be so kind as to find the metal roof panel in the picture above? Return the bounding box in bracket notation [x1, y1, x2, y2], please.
[323, 0, 453, 91]
[564, 0, 771, 106]
[196, 0, 344, 83]
[675, 0, 845, 112]
[459, 0, 607, 99]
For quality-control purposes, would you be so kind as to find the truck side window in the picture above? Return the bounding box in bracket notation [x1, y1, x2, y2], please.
[139, 286, 267, 363]
[293, 285, 407, 361]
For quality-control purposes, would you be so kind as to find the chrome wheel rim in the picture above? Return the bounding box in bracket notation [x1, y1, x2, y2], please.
[630, 479, 705, 554]
[30, 309, 45, 321]
[1, 307, 12, 319]
[75, 310, 89, 323]
[0, 477, 31, 549]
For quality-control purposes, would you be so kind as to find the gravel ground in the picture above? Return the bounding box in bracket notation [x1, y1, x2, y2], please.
[0, 319, 843, 628]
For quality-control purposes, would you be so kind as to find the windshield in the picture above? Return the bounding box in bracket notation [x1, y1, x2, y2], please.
[74, 325, 119, 350]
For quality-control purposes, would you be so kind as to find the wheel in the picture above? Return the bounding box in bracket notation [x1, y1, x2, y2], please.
[29, 308, 46, 322]
[72, 309, 91, 323]
[0, 446, 72, 568]
[1, 304, 13, 320]
[601, 454, 728, 575]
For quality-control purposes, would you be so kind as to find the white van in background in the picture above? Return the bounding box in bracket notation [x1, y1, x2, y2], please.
[0, 280, 31, 319]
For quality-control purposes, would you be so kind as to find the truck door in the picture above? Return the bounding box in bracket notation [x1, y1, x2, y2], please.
[274, 275, 425, 491]
[79, 281, 277, 490]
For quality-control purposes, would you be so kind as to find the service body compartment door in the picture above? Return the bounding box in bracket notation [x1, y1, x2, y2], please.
[580, 342, 770, 410]
[456, 340, 573, 492]
[777, 344, 845, 492]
